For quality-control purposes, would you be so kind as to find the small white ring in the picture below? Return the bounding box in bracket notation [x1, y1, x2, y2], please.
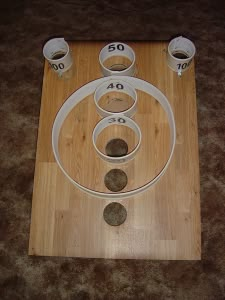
[43, 38, 73, 74]
[92, 115, 142, 164]
[167, 36, 196, 74]
[94, 79, 137, 118]
[99, 42, 136, 77]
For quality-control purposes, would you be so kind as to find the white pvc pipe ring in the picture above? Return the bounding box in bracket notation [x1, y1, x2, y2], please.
[167, 36, 196, 76]
[99, 42, 136, 77]
[43, 38, 73, 75]
[52, 76, 176, 199]
[92, 114, 142, 164]
[94, 79, 137, 118]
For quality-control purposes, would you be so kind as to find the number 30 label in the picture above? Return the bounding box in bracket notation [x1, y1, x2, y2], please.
[108, 117, 126, 124]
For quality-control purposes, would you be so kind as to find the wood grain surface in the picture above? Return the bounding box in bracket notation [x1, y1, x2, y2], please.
[29, 41, 201, 260]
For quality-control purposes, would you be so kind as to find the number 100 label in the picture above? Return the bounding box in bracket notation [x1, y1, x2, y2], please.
[177, 59, 192, 70]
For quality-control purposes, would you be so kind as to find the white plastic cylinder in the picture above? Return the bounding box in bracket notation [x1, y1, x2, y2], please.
[99, 42, 136, 77]
[167, 36, 196, 76]
[43, 38, 73, 75]
[94, 79, 137, 117]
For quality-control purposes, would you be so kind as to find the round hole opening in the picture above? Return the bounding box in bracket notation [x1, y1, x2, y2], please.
[104, 169, 128, 192]
[103, 202, 127, 226]
[95, 123, 139, 158]
[172, 51, 189, 59]
[105, 138, 128, 157]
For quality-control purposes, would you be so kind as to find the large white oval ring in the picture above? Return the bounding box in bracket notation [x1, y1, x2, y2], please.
[52, 76, 176, 199]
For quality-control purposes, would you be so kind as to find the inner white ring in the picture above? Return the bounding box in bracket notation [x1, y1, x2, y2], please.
[52, 76, 176, 199]
[92, 114, 141, 164]
[94, 79, 137, 118]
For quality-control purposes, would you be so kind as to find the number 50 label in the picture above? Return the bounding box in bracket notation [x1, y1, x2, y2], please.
[108, 43, 125, 52]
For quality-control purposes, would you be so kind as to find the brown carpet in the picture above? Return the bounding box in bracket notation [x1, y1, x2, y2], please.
[0, 1, 225, 299]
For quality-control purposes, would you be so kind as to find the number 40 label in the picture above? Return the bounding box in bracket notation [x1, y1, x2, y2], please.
[107, 83, 124, 90]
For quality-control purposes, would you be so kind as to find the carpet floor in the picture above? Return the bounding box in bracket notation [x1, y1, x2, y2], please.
[0, 1, 225, 299]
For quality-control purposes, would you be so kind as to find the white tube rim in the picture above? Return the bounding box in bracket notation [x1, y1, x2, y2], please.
[99, 42, 136, 77]
[94, 79, 137, 117]
[167, 36, 196, 74]
[43, 38, 73, 74]
[168, 36, 196, 61]
[92, 114, 142, 164]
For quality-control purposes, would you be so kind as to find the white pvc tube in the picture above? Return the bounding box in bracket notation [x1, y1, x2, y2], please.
[167, 36, 196, 76]
[43, 38, 73, 76]
[94, 79, 137, 117]
[99, 42, 136, 77]
[92, 114, 142, 164]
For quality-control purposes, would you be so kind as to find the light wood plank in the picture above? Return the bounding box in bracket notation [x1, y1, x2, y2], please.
[29, 41, 201, 260]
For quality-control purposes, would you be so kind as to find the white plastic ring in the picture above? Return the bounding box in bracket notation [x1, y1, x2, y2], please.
[92, 114, 141, 164]
[99, 42, 136, 77]
[94, 79, 137, 117]
[52, 76, 176, 199]
[167, 36, 196, 75]
[43, 38, 73, 75]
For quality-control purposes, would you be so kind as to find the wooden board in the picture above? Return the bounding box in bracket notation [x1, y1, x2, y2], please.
[29, 41, 201, 260]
